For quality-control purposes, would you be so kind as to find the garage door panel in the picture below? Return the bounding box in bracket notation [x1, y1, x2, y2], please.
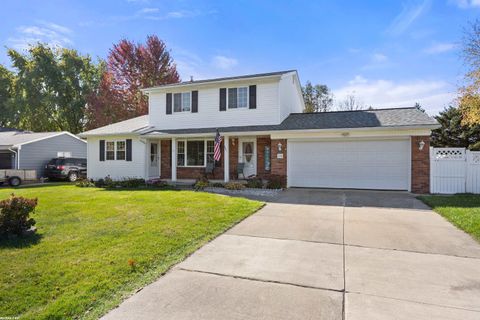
[288, 140, 409, 190]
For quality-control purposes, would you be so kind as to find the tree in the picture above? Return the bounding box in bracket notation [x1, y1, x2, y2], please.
[301, 81, 333, 112]
[6, 44, 102, 133]
[414, 102, 426, 113]
[337, 93, 365, 111]
[0, 65, 15, 127]
[431, 106, 480, 150]
[86, 35, 180, 129]
[460, 20, 480, 125]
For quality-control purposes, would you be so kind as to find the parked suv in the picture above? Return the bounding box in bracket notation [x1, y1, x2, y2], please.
[45, 158, 87, 182]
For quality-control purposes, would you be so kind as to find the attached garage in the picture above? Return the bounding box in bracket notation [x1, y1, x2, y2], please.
[287, 139, 410, 190]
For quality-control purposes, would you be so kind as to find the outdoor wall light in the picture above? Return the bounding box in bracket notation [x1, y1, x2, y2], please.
[418, 140, 425, 151]
[277, 142, 282, 152]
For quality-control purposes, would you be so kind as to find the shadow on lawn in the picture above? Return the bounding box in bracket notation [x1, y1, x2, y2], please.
[0, 233, 43, 248]
[418, 194, 480, 209]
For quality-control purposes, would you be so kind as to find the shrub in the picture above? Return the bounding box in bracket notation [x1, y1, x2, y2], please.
[210, 182, 224, 188]
[75, 179, 95, 188]
[266, 175, 284, 189]
[117, 178, 146, 188]
[224, 182, 245, 190]
[0, 194, 38, 236]
[194, 180, 209, 191]
[94, 178, 105, 188]
[246, 177, 263, 189]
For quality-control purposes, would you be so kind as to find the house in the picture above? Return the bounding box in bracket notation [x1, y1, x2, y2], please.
[0, 129, 87, 177]
[79, 70, 439, 193]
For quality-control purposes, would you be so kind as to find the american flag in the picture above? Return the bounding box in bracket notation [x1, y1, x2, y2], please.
[214, 129, 222, 161]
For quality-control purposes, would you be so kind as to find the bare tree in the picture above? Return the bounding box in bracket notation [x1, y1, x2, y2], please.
[337, 94, 365, 111]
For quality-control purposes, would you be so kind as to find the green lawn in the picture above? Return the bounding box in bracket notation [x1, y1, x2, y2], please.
[419, 194, 480, 242]
[0, 184, 263, 319]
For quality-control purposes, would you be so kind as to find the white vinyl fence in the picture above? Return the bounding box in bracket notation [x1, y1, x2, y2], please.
[430, 147, 480, 194]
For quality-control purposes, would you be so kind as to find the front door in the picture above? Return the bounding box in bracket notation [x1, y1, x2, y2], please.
[239, 138, 257, 177]
[148, 142, 160, 178]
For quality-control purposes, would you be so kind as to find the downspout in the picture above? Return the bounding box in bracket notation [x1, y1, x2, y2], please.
[7, 147, 18, 169]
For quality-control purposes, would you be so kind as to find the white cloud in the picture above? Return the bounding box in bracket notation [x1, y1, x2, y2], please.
[423, 42, 457, 54]
[450, 0, 480, 8]
[386, 0, 431, 36]
[134, 8, 216, 21]
[8, 21, 73, 50]
[211, 55, 238, 70]
[372, 53, 388, 63]
[333, 75, 456, 115]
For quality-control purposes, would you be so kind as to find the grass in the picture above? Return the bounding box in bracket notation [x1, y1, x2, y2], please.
[419, 194, 480, 242]
[0, 184, 263, 319]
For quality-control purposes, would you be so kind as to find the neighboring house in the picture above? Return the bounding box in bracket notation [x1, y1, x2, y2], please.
[0, 129, 87, 177]
[79, 70, 439, 193]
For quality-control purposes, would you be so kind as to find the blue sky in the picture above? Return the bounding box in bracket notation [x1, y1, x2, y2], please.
[0, 0, 478, 114]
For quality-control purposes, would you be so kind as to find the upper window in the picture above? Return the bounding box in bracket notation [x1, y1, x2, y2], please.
[173, 92, 191, 112]
[106, 141, 125, 161]
[228, 87, 248, 109]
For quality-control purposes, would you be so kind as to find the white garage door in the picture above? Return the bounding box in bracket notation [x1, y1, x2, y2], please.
[288, 139, 410, 190]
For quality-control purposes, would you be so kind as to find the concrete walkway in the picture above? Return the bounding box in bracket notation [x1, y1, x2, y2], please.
[102, 189, 480, 320]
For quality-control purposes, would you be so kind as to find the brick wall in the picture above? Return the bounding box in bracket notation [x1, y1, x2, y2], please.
[229, 138, 238, 180]
[256, 136, 272, 179]
[411, 136, 430, 194]
[160, 140, 171, 179]
[270, 139, 287, 187]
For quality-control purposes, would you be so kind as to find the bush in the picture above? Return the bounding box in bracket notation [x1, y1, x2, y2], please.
[76, 179, 95, 188]
[246, 177, 263, 189]
[0, 194, 38, 236]
[96, 177, 146, 189]
[224, 182, 245, 190]
[210, 182, 224, 188]
[194, 180, 209, 191]
[266, 175, 284, 189]
[470, 141, 480, 151]
[94, 178, 105, 188]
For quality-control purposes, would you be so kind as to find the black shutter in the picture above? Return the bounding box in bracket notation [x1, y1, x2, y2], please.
[126, 139, 132, 161]
[249, 85, 257, 109]
[192, 90, 198, 113]
[166, 93, 172, 114]
[219, 88, 226, 111]
[99, 140, 105, 161]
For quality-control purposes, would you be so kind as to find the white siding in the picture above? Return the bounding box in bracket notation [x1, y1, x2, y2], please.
[279, 73, 304, 122]
[148, 80, 281, 129]
[87, 136, 146, 180]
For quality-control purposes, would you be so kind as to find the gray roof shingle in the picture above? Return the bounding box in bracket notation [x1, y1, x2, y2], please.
[142, 107, 438, 135]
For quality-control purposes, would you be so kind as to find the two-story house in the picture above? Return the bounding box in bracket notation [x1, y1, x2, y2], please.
[80, 70, 438, 193]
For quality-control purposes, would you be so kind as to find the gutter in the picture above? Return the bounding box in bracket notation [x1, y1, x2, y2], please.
[7, 147, 19, 169]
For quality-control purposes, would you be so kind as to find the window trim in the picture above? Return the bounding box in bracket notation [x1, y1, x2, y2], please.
[105, 140, 126, 161]
[173, 92, 192, 113]
[177, 139, 215, 168]
[227, 86, 249, 109]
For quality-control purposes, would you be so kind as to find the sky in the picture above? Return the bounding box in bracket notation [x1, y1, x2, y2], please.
[0, 0, 478, 115]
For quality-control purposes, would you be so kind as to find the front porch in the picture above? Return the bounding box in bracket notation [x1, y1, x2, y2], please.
[144, 135, 287, 185]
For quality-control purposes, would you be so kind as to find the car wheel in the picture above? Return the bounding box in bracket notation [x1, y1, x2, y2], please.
[68, 172, 78, 182]
[8, 177, 21, 187]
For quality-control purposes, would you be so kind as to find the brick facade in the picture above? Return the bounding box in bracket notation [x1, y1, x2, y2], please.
[229, 138, 239, 180]
[256, 136, 272, 179]
[160, 140, 171, 179]
[270, 139, 287, 187]
[411, 136, 430, 194]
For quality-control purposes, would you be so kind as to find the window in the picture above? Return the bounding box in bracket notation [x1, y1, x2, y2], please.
[106, 141, 115, 160]
[116, 141, 126, 160]
[105, 140, 126, 160]
[177, 141, 185, 166]
[207, 140, 215, 165]
[227, 87, 248, 109]
[187, 141, 204, 166]
[173, 92, 191, 112]
[177, 140, 214, 167]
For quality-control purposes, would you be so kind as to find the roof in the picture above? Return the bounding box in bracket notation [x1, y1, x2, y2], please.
[0, 131, 84, 148]
[142, 107, 439, 135]
[142, 70, 297, 91]
[79, 115, 150, 137]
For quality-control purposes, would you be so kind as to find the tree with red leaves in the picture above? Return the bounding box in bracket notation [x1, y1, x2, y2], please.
[86, 35, 180, 129]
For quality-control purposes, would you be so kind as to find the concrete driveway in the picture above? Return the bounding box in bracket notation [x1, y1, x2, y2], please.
[103, 189, 480, 320]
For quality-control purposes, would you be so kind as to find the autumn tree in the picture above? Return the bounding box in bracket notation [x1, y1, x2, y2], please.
[302, 81, 333, 112]
[460, 20, 480, 125]
[86, 35, 180, 129]
[5, 44, 101, 133]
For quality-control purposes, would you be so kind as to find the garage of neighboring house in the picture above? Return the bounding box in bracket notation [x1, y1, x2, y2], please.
[287, 139, 410, 190]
